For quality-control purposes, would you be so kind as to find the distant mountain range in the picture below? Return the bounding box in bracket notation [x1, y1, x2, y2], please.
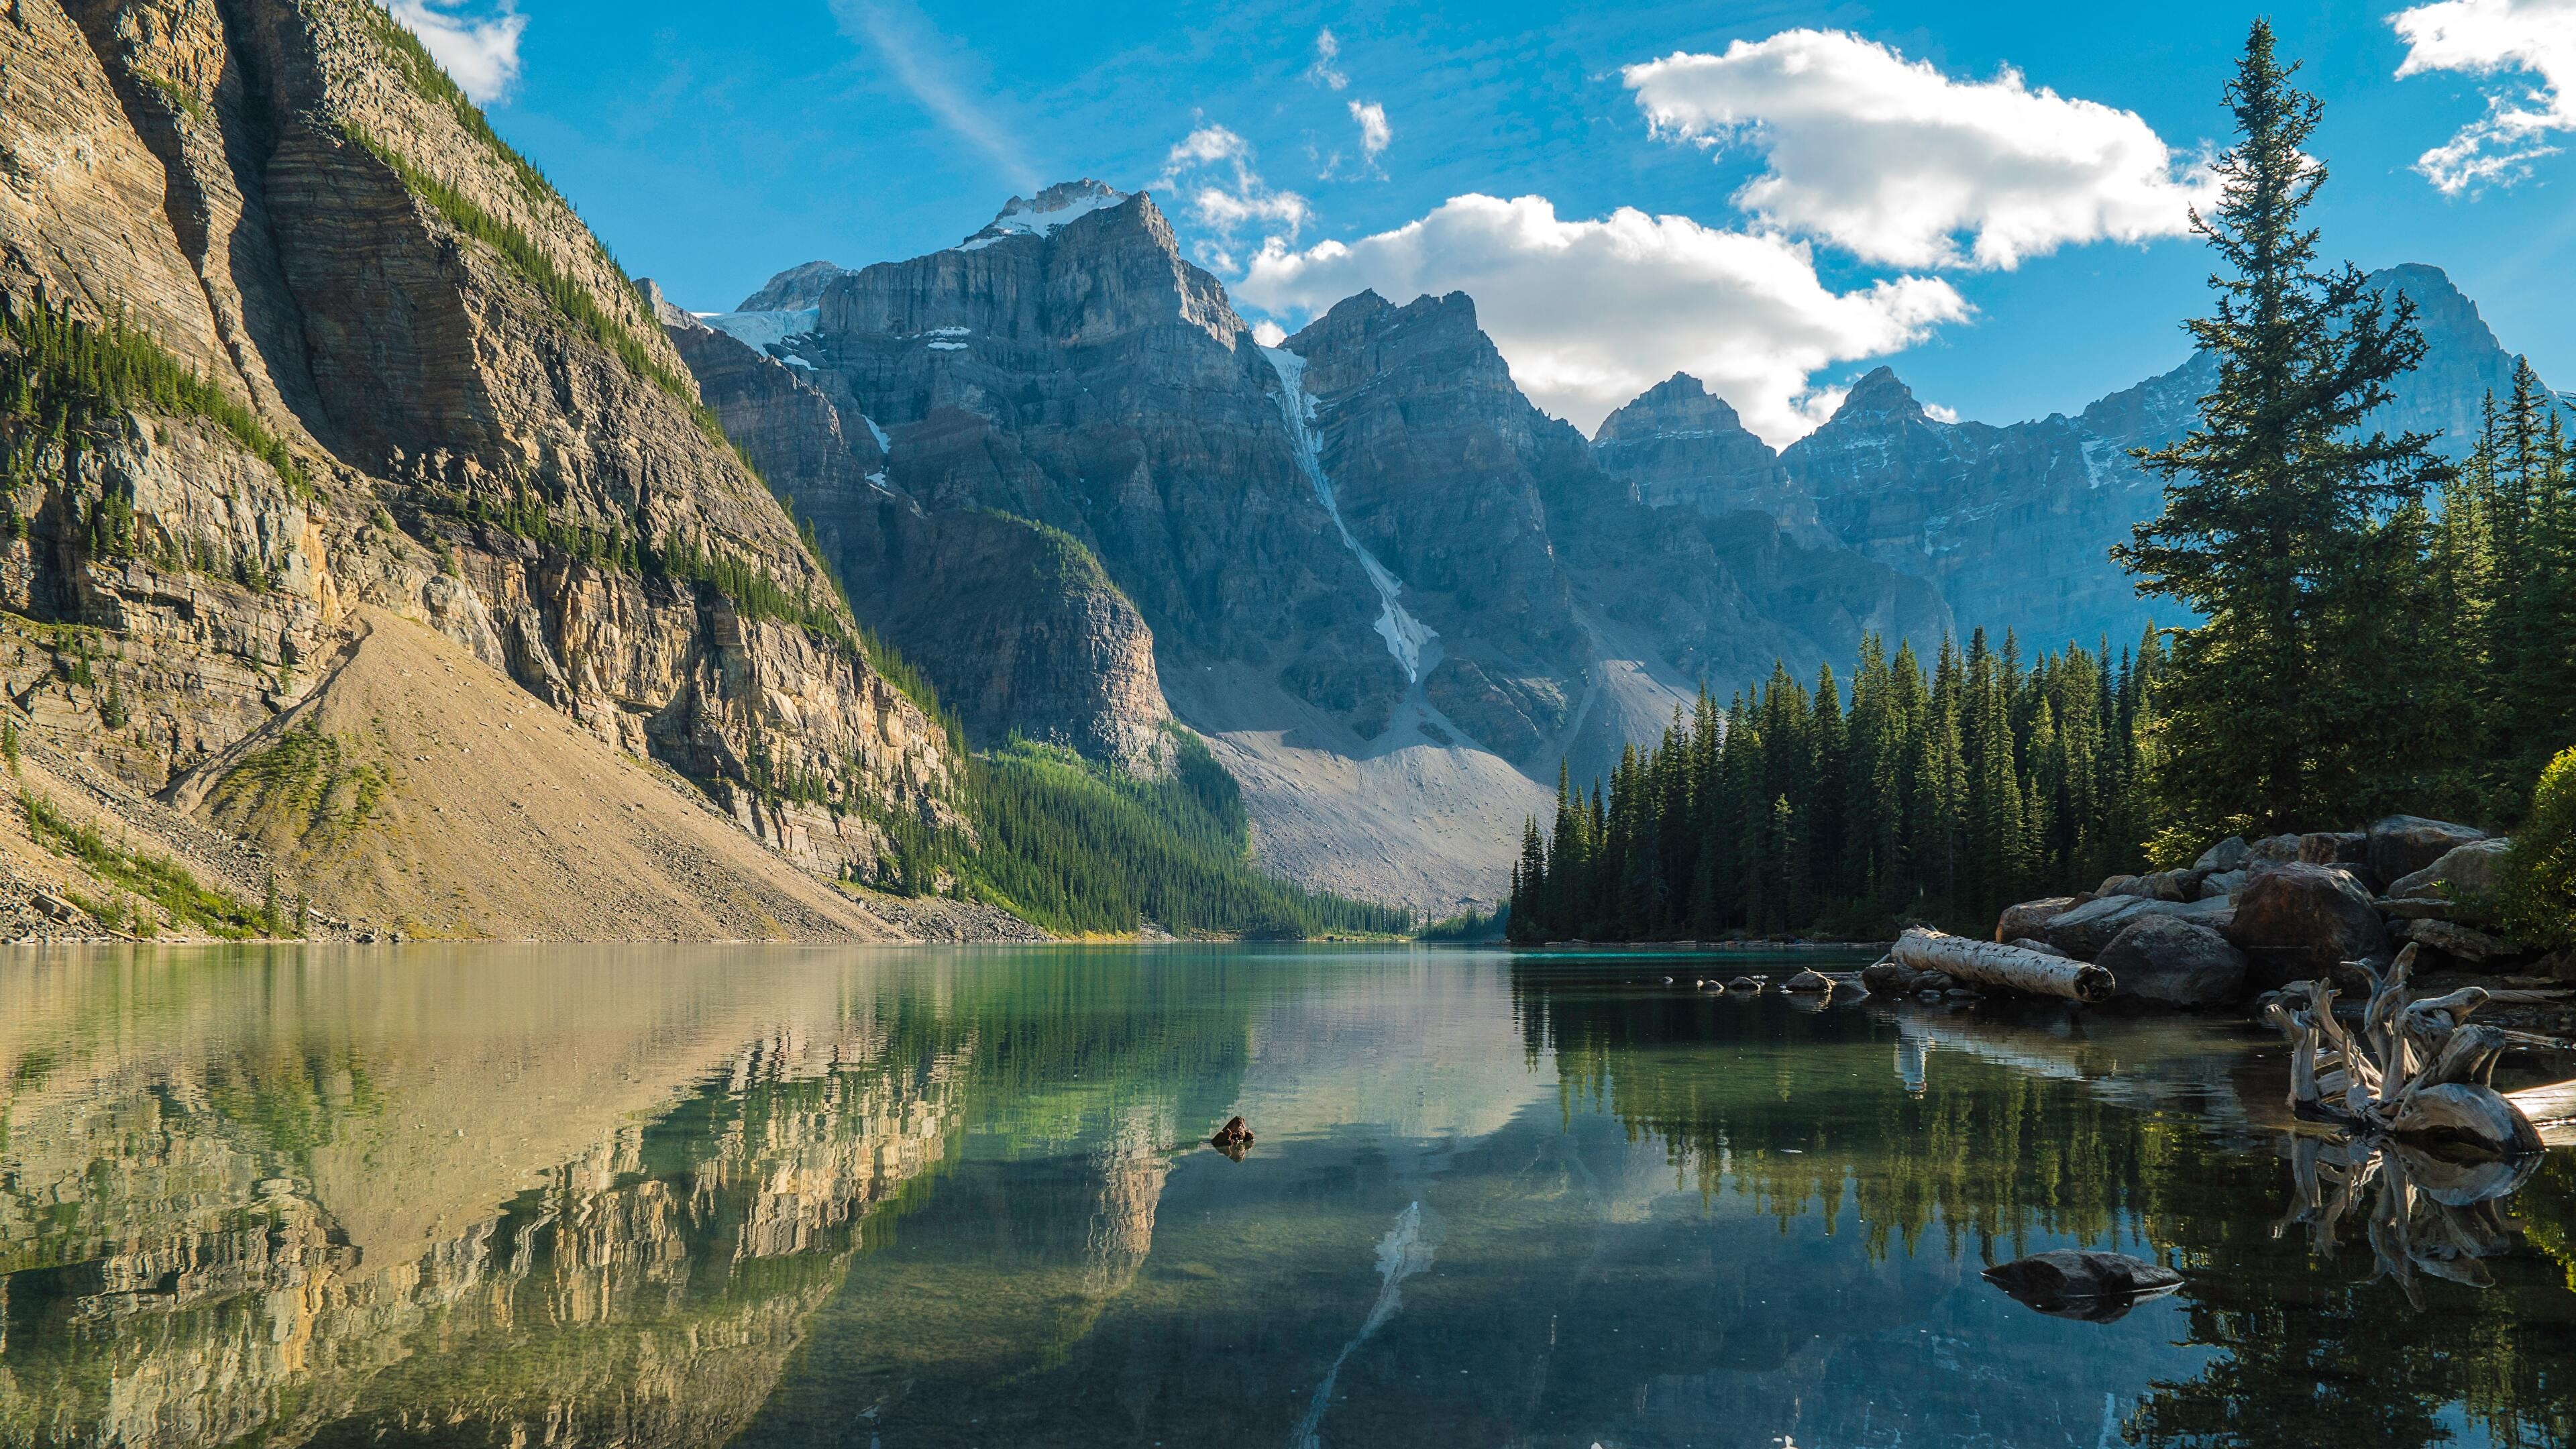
[664, 184, 2562, 913]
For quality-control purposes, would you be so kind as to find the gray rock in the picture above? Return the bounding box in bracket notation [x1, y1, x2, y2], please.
[1728, 975, 1764, 992]
[2097, 916, 2250, 1006]
[2098, 873, 2143, 898]
[2378, 896, 2457, 921]
[2298, 831, 2369, 869]
[2198, 869, 2249, 901]
[2368, 816, 2489, 886]
[2138, 869, 2198, 902]
[2042, 894, 2235, 959]
[2008, 936, 2073, 959]
[1783, 969, 1835, 992]
[2249, 834, 2304, 865]
[2397, 918, 2516, 965]
[1996, 896, 2078, 943]
[2194, 836, 2251, 873]
[1984, 1250, 2184, 1321]
[2225, 862, 2392, 988]
[2388, 837, 2512, 903]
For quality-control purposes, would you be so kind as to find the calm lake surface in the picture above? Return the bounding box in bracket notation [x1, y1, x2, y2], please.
[2, 945, 2571, 1448]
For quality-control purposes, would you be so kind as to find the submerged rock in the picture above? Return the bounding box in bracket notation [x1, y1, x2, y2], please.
[1983, 1250, 2184, 1321]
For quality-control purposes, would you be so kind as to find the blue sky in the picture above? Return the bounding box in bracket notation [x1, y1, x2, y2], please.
[402, 0, 2576, 441]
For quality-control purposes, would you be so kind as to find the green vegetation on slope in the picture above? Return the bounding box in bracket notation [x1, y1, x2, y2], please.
[861, 729, 1406, 938]
[1, 297, 307, 498]
[17, 788, 271, 938]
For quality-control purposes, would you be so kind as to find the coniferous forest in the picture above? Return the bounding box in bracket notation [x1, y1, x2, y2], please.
[1510, 21, 2576, 945]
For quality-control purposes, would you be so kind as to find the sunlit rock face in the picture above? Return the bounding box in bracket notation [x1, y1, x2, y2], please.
[0, 0, 951, 886]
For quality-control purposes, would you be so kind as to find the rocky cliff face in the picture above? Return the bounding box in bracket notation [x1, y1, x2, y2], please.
[662, 292, 1173, 770]
[1283, 290, 1952, 775]
[1591, 373, 1823, 541]
[0, 0, 956, 911]
[680, 192, 1962, 910]
[1594, 264, 2565, 655]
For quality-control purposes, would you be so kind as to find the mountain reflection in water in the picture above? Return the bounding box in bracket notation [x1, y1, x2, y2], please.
[1, 945, 2570, 1448]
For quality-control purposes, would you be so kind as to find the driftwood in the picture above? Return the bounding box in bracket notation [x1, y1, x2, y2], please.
[1892, 928, 2115, 1002]
[2276, 1130, 2537, 1306]
[2264, 944, 2570, 1155]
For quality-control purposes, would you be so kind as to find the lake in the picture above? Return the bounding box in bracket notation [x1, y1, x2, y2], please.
[1, 945, 2569, 1448]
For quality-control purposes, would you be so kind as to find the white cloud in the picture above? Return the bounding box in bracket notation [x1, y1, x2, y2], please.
[388, 1, 525, 104]
[2393, 0, 2576, 193]
[1236, 193, 1967, 446]
[832, 1, 1039, 192]
[1157, 125, 1312, 271]
[1923, 402, 1962, 424]
[1350, 101, 1392, 166]
[1625, 29, 2214, 270]
[1307, 29, 1349, 91]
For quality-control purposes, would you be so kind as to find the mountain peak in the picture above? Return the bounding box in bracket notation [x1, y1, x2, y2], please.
[1829, 366, 1924, 424]
[1595, 373, 1753, 445]
[958, 178, 1131, 250]
[737, 260, 846, 313]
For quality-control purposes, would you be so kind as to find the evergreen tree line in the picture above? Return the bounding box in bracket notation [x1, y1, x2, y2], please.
[1507, 631, 2164, 942]
[1513, 22, 2576, 944]
[869, 732, 1411, 938]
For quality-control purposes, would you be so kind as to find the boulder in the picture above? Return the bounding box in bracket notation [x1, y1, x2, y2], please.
[2198, 869, 2249, 902]
[2041, 894, 2235, 959]
[1861, 958, 1911, 994]
[2388, 837, 2512, 903]
[2138, 869, 2199, 902]
[1982, 1250, 2184, 1321]
[2008, 936, 2072, 959]
[2098, 874, 2142, 898]
[2377, 896, 2456, 921]
[2096, 917, 2250, 1006]
[1996, 896, 2078, 942]
[2225, 862, 2391, 988]
[2396, 918, 2516, 965]
[2249, 834, 2304, 865]
[1783, 969, 1835, 992]
[2298, 830, 2369, 869]
[2194, 836, 2251, 873]
[1727, 975, 1763, 992]
[2367, 816, 2488, 887]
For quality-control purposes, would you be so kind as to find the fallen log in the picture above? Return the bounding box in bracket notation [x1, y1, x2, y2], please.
[1892, 928, 2116, 1003]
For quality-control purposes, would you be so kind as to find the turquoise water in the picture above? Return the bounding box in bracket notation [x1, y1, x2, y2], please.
[1, 944, 2569, 1447]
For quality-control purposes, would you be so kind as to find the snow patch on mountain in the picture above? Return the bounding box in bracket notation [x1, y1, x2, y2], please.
[1263, 346, 1437, 683]
[698, 307, 819, 354]
[957, 179, 1130, 250]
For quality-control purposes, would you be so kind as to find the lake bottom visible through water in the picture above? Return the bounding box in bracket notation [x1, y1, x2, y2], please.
[1, 944, 2571, 1448]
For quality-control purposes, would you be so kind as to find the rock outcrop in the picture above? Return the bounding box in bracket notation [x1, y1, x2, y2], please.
[0, 0, 964, 930]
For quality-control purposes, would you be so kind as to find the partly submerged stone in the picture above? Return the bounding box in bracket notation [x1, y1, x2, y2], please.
[1983, 1250, 2184, 1322]
[2098, 916, 2250, 1006]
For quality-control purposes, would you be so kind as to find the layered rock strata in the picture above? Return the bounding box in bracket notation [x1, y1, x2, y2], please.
[1, 0, 958, 918]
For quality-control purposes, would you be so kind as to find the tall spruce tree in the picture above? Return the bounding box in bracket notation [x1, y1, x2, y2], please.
[2113, 21, 2448, 833]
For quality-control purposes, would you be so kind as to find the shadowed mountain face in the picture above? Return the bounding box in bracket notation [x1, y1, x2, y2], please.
[1593, 264, 2567, 654]
[684, 193, 1949, 910]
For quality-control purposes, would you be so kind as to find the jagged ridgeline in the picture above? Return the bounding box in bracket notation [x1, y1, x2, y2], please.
[0, 0, 1393, 938]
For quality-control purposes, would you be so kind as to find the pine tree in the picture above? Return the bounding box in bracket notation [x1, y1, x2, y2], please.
[2114, 21, 2448, 833]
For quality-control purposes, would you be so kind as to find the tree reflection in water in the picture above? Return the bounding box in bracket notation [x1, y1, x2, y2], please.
[0, 947, 2570, 1448]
